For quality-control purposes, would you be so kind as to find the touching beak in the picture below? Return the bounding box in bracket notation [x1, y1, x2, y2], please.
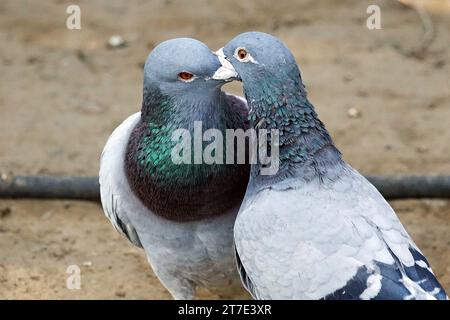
[212, 48, 238, 81]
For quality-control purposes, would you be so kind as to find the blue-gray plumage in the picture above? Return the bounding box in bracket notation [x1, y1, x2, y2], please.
[99, 38, 249, 299]
[213, 31, 448, 300]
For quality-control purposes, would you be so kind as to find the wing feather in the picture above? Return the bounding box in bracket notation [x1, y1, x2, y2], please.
[99, 112, 143, 248]
[234, 164, 447, 299]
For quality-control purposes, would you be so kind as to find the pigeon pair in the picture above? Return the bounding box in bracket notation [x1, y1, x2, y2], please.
[99, 32, 447, 300]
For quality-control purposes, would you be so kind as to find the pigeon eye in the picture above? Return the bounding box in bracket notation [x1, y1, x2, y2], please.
[237, 48, 248, 60]
[178, 72, 194, 82]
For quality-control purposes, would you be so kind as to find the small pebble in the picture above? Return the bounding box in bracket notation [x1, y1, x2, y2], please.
[75, 50, 87, 62]
[427, 102, 437, 109]
[107, 35, 127, 49]
[27, 56, 41, 64]
[83, 261, 92, 267]
[342, 75, 353, 82]
[0, 207, 11, 218]
[433, 60, 445, 69]
[416, 146, 428, 153]
[347, 107, 361, 118]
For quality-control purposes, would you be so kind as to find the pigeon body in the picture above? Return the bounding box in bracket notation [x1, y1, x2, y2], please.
[213, 32, 448, 300]
[100, 38, 249, 299]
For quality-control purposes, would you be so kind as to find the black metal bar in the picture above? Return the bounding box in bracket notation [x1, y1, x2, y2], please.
[0, 174, 450, 201]
[0, 175, 100, 201]
[366, 175, 450, 200]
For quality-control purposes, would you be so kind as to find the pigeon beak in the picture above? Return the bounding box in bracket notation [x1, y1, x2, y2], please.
[212, 48, 239, 81]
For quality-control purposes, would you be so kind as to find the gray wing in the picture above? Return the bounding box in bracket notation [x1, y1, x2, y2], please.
[99, 112, 143, 248]
[234, 164, 447, 299]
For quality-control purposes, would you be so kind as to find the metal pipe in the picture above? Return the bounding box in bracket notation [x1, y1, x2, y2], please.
[366, 175, 450, 200]
[0, 175, 100, 201]
[0, 174, 450, 201]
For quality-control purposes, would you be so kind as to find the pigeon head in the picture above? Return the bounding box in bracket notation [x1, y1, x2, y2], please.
[213, 31, 302, 86]
[213, 32, 341, 181]
[127, 38, 251, 222]
[144, 38, 225, 97]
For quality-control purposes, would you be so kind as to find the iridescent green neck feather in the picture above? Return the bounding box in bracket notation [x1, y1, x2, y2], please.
[125, 86, 250, 221]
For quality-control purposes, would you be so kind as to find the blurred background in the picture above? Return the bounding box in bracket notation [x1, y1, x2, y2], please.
[0, 0, 449, 299]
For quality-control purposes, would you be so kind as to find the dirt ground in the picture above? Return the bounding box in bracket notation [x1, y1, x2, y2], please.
[0, 0, 449, 299]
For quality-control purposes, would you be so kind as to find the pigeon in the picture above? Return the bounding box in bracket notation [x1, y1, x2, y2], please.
[99, 38, 250, 299]
[212, 31, 448, 300]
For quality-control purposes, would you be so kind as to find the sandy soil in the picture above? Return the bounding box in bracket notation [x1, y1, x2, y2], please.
[0, 0, 449, 299]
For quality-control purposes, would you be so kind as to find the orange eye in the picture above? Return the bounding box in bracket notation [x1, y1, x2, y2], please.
[237, 49, 248, 60]
[178, 72, 194, 81]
